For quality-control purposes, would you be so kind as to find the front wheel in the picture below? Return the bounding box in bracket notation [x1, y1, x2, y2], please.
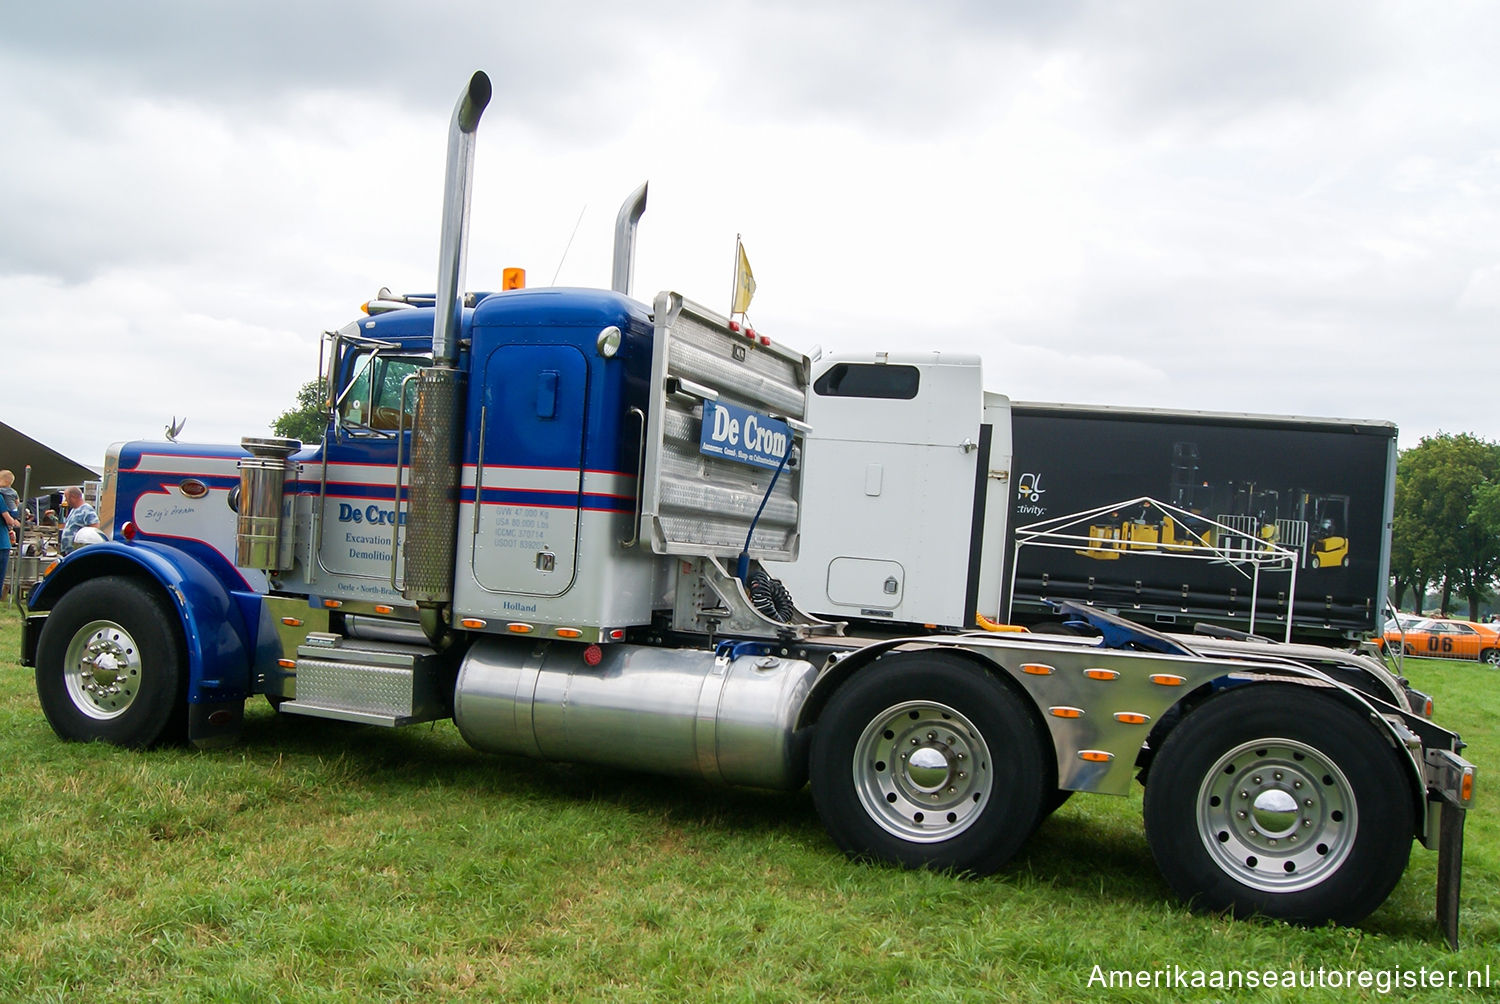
[809, 651, 1052, 875]
[1142, 684, 1413, 926]
[35, 576, 187, 747]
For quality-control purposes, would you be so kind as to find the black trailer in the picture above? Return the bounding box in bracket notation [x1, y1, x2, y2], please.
[1004, 403, 1397, 642]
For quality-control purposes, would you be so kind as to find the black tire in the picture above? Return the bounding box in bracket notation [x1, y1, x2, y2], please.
[35, 576, 187, 748]
[1142, 684, 1413, 926]
[1482, 649, 1500, 668]
[809, 651, 1052, 875]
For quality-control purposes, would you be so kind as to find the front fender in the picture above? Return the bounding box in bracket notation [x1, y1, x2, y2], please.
[28, 541, 253, 713]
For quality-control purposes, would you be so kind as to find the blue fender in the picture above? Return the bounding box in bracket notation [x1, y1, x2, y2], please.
[30, 540, 255, 714]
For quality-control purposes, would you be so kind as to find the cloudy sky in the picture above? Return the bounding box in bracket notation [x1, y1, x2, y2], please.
[5, 1, 1498, 469]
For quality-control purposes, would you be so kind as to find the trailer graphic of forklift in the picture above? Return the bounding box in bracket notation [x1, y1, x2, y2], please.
[1074, 442, 1351, 570]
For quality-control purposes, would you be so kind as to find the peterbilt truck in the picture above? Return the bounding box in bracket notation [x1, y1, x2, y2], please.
[21, 73, 1474, 945]
[770, 356, 1395, 644]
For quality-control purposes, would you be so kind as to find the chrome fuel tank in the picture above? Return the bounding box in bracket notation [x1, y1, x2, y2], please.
[453, 639, 820, 790]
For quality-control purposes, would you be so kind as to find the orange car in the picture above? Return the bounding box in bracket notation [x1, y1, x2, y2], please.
[1383, 617, 1500, 665]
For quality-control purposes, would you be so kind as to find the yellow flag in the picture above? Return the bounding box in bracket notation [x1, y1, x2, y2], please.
[731, 239, 756, 315]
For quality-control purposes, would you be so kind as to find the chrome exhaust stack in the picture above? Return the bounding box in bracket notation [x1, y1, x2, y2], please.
[611, 181, 648, 296]
[402, 71, 491, 618]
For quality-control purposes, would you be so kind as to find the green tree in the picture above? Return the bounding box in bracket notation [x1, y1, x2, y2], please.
[1390, 433, 1500, 619]
[272, 378, 328, 445]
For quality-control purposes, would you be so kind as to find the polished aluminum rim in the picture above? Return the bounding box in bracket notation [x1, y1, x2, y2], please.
[853, 700, 991, 843]
[1197, 738, 1357, 892]
[62, 619, 143, 720]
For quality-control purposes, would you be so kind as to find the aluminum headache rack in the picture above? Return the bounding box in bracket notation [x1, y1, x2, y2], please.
[1009, 495, 1300, 642]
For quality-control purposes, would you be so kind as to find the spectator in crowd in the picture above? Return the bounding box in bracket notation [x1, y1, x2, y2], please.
[59, 486, 100, 555]
[0, 470, 21, 592]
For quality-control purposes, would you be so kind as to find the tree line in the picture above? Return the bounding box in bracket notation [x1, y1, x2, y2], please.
[1390, 432, 1500, 620]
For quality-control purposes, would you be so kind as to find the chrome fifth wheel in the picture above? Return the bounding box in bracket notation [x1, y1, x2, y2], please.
[1143, 684, 1413, 926]
[35, 576, 187, 748]
[810, 651, 1052, 875]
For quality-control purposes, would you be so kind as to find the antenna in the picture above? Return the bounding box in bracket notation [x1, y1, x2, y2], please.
[550, 204, 588, 286]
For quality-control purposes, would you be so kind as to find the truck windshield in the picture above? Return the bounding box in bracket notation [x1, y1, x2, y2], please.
[338, 350, 427, 433]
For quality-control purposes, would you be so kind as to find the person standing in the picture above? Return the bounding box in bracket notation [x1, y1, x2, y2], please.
[0, 470, 21, 594]
[59, 486, 100, 555]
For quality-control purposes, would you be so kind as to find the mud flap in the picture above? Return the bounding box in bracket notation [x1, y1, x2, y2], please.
[1437, 800, 1466, 950]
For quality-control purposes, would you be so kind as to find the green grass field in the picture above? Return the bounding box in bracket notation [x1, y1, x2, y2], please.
[2, 604, 1496, 1002]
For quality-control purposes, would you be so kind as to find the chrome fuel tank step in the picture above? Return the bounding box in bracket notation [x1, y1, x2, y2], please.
[454, 638, 820, 790]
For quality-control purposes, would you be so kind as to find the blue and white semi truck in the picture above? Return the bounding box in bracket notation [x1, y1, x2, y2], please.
[20, 73, 1475, 944]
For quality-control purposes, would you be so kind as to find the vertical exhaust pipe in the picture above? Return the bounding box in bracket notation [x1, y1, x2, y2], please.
[403, 71, 491, 619]
[611, 181, 648, 296]
[433, 71, 492, 366]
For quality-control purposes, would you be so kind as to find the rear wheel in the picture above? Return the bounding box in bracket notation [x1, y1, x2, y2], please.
[1482, 648, 1500, 668]
[35, 576, 187, 748]
[810, 651, 1052, 875]
[1142, 684, 1412, 925]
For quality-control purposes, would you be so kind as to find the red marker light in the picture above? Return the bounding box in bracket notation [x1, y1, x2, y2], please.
[728, 321, 741, 333]
[583, 644, 604, 667]
[120, 521, 138, 541]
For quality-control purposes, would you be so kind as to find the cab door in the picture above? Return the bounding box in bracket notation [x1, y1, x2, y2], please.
[316, 348, 425, 590]
[470, 343, 588, 597]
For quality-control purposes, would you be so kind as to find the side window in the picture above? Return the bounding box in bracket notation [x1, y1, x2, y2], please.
[338, 351, 427, 432]
[813, 363, 920, 399]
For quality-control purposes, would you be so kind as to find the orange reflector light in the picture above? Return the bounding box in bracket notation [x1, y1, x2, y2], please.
[1150, 673, 1186, 687]
[507, 623, 534, 634]
[277, 659, 296, 669]
[1462, 769, 1475, 803]
[1425, 698, 1434, 718]
[322, 599, 343, 609]
[281, 617, 303, 627]
[556, 628, 582, 639]
[502, 267, 526, 290]
[1049, 707, 1083, 719]
[1021, 663, 1055, 676]
[374, 604, 394, 615]
[460, 618, 487, 629]
[1114, 712, 1150, 725]
[1079, 750, 1114, 763]
[1083, 668, 1119, 681]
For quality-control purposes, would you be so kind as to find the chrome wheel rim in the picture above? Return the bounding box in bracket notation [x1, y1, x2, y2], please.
[1198, 738, 1357, 892]
[853, 700, 991, 843]
[62, 619, 144, 720]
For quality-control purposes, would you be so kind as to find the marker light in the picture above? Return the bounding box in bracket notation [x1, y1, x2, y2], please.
[460, 618, 487, 629]
[1084, 668, 1119, 681]
[120, 521, 139, 541]
[1079, 750, 1115, 763]
[281, 617, 303, 627]
[583, 644, 604, 667]
[1021, 663, 1055, 676]
[1114, 712, 1150, 725]
[1149, 673, 1186, 687]
[1049, 707, 1083, 719]
[503, 267, 526, 290]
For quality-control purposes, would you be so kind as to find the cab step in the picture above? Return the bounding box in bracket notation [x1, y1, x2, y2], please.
[278, 633, 450, 727]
